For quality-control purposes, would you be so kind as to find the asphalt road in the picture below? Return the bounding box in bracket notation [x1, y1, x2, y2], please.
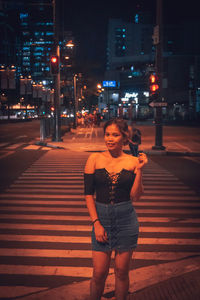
[0, 119, 40, 143]
[0, 120, 200, 194]
[0, 121, 200, 299]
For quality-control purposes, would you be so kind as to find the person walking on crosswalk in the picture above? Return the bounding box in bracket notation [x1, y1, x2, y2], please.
[84, 118, 148, 300]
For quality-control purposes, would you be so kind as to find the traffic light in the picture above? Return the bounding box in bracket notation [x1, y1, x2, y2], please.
[149, 74, 159, 101]
[50, 55, 59, 74]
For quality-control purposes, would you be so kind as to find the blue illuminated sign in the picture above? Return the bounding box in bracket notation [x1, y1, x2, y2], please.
[103, 81, 116, 87]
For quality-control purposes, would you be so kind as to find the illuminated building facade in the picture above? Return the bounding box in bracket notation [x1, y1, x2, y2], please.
[18, 0, 53, 82]
[102, 14, 154, 119]
[101, 13, 200, 121]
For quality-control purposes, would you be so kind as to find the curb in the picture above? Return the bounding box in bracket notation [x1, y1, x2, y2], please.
[34, 140, 200, 156]
[35, 141, 65, 149]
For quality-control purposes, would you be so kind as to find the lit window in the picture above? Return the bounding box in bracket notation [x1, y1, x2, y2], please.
[135, 14, 139, 24]
[20, 13, 28, 19]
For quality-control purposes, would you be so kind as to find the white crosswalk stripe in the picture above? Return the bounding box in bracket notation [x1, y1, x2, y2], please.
[0, 151, 200, 299]
[0, 142, 52, 152]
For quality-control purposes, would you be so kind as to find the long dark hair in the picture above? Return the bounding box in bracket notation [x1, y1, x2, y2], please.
[103, 118, 129, 145]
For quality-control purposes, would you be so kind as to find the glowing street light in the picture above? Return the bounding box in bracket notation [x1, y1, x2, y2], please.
[66, 40, 74, 48]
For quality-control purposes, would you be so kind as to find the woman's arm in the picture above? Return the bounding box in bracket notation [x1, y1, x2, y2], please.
[130, 153, 148, 201]
[84, 153, 98, 222]
[130, 168, 143, 201]
[84, 154, 108, 243]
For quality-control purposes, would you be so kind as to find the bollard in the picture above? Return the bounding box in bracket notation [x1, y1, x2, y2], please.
[40, 117, 46, 141]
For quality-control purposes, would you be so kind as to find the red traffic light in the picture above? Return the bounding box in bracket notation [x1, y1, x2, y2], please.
[149, 73, 159, 95]
[51, 56, 58, 63]
[50, 55, 59, 74]
[150, 74, 156, 83]
[150, 84, 159, 92]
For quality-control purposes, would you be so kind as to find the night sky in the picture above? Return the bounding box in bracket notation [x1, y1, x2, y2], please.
[60, 0, 200, 79]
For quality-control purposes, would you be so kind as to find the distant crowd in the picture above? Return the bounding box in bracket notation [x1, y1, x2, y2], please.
[77, 112, 102, 127]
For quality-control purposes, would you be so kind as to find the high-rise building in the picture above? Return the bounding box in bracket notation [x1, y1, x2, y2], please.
[102, 14, 154, 119]
[0, 0, 54, 83]
[18, 0, 53, 82]
[106, 17, 154, 73]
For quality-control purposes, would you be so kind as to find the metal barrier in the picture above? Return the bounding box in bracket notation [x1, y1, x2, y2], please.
[40, 117, 53, 141]
[40, 117, 71, 142]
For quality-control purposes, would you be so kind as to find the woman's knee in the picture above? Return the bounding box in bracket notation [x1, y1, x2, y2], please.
[93, 268, 109, 283]
[115, 267, 129, 281]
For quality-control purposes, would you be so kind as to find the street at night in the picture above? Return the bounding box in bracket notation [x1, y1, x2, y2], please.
[1, 0, 200, 299]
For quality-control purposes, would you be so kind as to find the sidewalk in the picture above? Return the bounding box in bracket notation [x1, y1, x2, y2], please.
[20, 260, 200, 300]
[36, 125, 200, 156]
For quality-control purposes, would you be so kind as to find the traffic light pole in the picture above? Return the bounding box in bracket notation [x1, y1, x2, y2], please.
[52, 0, 62, 142]
[152, 0, 165, 150]
[52, 45, 62, 141]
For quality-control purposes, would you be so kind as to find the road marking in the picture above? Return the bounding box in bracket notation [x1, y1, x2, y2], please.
[0, 154, 199, 298]
[0, 151, 14, 159]
[0, 143, 9, 147]
[173, 142, 192, 152]
[18, 176, 83, 180]
[0, 214, 200, 223]
[2, 192, 199, 201]
[0, 265, 103, 278]
[0, 234, 199, 245]
[15, 135, 28, 139]
[41, 147, 51, 150]
[6, 143, 24, 149]
[1, 199, 200, 207]
[10, 183, 84, 188]
[0, 205, 199, 214]
[0, 223, 200, 233]
[184, 156, 200, 164]
[9, 183, 188, 189]
[23, 145, 41, 150]
[0, 248, 198, 261]
[0, 287, 47, 299]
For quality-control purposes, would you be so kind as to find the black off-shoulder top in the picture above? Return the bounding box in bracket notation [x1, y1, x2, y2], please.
[84, 168, 136, 204]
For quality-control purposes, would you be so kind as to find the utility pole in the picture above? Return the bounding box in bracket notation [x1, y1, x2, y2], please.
[52, 0, 62, 141]
[73, 74, 77, 129]
[152, 0, 165, 150]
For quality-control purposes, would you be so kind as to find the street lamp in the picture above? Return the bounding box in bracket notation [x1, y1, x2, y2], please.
[66, 40, 74, 48]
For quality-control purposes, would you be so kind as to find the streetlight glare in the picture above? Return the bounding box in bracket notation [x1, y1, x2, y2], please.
[66, 40, 74, 47]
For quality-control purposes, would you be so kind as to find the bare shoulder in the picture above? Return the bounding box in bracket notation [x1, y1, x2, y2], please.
[124, 152, 139, 163]
[123, 153, 139, 169]
[84, 152, 99, 173]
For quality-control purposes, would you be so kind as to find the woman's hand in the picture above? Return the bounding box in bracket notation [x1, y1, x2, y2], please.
[94, 221, 108, 243]
[137, 153, 148, 169]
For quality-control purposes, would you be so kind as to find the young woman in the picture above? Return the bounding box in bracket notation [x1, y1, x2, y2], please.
[84, 118, 148, 300]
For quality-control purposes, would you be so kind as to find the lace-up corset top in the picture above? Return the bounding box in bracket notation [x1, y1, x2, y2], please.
[94, 168, 136, 204]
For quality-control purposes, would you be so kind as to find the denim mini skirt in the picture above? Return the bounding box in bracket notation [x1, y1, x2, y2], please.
[92, 201, 139, 252]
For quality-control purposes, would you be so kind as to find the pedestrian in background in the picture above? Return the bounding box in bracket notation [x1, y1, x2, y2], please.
[84, 118, 148, 300]
[128, 122, 141, 157]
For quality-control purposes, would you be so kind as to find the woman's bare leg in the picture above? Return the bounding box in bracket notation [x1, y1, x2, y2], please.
[90, 250, 112, 300]
[114, 250, 133, 300]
